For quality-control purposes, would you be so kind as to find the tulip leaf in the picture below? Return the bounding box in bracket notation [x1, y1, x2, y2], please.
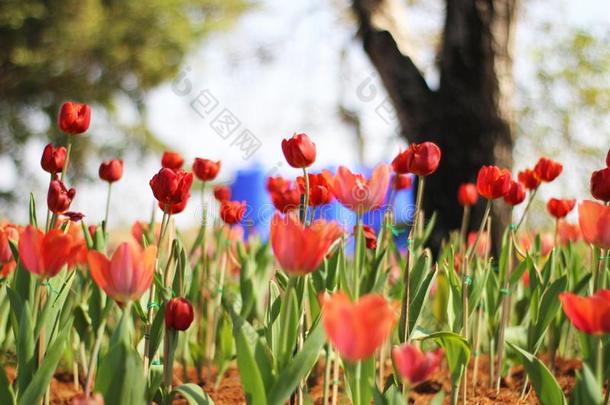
[17, 319, 72, 405]
[169, 383, 215, 405]
[373, 384, 406, 405]
[147, 301, 166, 361]
[28, 193, 37, 228]
[276, 280, 299, 369]
[16, 301, 34, 396]
[569, 364, 602, 405]
[508, 343, 567, 405]
[529, 275, 567, 352]
[343, 357, 376, 405]
[408, 266, 436, 339]
[267, 318, 324, 405]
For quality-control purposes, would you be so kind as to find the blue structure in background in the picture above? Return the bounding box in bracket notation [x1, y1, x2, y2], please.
[231, 165, 415, 248]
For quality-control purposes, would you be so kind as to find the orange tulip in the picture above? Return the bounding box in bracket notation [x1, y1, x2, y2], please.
[271, 213, 342, 276]
[321, 291, 396, 361]
[558, 222, 580, 245]
[392, 344, 444, 386]
[87, 242, 157, 304]
[18, 225, 75, 279]
[332, 164, 390, 213]
[578, 200, 610, 250]
[560, 290, 610, 335]
[0, 224, 18, 277]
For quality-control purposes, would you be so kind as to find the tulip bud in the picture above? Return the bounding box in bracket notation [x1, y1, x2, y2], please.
[392, 174, 413, 191]
[41, 144, 67, 174]
[270, 187, 301, 213]
[517, 168, 541, 190]
[590, 167, 610, 202]
[98, 159, 123, 183]
[457, 183, 478, 206]
[58, 102, 91, 134]
[165, 297, 194, 331]
[547, 198, 576, 219]
[159, 198, 188, 214]
[503, 180, 526, 206]
[266, 176, 291, 194]
[220, 200, 246, 225]
[533, 157, 563, 182]
[282, 133, 316, 168]
[161, 151, 184, 169]
[392, 142, 441, 176]
[47, 179, 76, 214]
[192, 158, 221, 181]
[213, 185, 231, 202]
[476, 166, 511, 200]
[149, 168, 193, 207]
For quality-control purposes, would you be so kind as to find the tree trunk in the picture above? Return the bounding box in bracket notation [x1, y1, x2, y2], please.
[352, 0, 518, 252]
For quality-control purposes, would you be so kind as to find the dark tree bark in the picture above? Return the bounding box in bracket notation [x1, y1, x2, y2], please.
[352, 0, 518, 251]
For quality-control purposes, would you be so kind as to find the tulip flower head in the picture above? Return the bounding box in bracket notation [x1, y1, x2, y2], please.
[332, 164, 390, 213]
[392, 142, 441, 176]
[192, 158, 221, 182]
[47, 179, 76, 214]
[271, 213, 342, 275]
[392, 344, 444, 386]
[159, 198, 188, 215]
[560, 290, 610, 335]
[213, 185, 231, 202]
[220, 200, 246, 225]
[467, 231, 490, 258]
[165, 297, 195, 331]
[161, 151, 184, 169]
[266, 176, 291, 194]
[18, 225, 75, 279]
[476, 166, 511, 200]
[590, 167, 610, 202]
[41, 144, 67, 174]
[353, 224, 377, 250]
[578, 200, 610, 250]
[457, 183, 478, 206]
[533, 157, 563, 182]
[149, 168, 193, 208]
[504, 180, 526, 206]
[547, 198, 576, 219]
[0, 224, 18, 277]
[518, 168, 541, 190]
[322, 291, 396, 362]
[87, 242, 157, 304]
[282, 133, 316, 168]
[297, 172, 334, 206]
[270, 186, 301, 213]
[392, 174, 413, 191]
[558, 222, 580, 245]
[98, 159, 123, 183]
[58, 102, 91, 134]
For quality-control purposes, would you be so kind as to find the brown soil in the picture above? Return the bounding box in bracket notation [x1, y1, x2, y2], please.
[3, 355, 585, 404]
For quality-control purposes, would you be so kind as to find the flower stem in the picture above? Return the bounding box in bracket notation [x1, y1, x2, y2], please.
[515, 188, 537, 232]
[354, 214, 363, 298]
[301, 167, 310, 225]
[459, 206, 470, 252]
[85, 300, 113, 396]
[496, 230, 514, 391]
[103, 183, 112, 233]
[466, 200, 492, 262]
[60, 138, 73, 183]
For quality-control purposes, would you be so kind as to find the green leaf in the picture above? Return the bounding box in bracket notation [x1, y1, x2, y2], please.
[530, 275, 567, 352]
[569, 364, 602, 405]
[276, 281, 299, 368]
[373, 384, 406, 405]
[18, 319, 72, 405]
[343, 357, 376, 405]
[267, 319, 325, 405]
[28, 193, 38, 228]
[148, 302, 166, 360]
[16, 301, 34, 396]
[508, 343, 567, 405]
[170, 384, 215, 405]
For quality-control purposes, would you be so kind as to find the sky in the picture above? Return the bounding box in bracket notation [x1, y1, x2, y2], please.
[2, 0, 608, 230]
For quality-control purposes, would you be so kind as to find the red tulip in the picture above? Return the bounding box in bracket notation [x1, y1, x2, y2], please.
[558, 221, 580, 245]
[149, 168, 193, 207]
[220, 200, 246, 225]
[271, 186, 301, 213]
[192, 158, 220, 181]
[392, 142, 441, 176]
[131, 221, 161, 248]
[159, 198, 188, 214]
[547, 198, 576, 219]
[71, 393, 104, 405]
[476, 166, 511, 200]
[165, 297, 194, 331]
[58, 102, 91, 134]
[41, 144, 67, 174]
[271, 213, 342, 275]
[392, 174, 413, 191]
[213, 185, 231, 202]
[606, 149, 610, 167]
[578, 200, 610, 250]
[47, 179, 76, 214]
[518, 168, 541, 190]
[282, 133, 316, 168]
[266, 176, 291, 194]
[98, 159, 123, 183]
[590, 167, 610, 202]
[392, 344, 444, 386]
[332, 164, 390, 213]
[0, 224, 18, 277]
[161, 151, 184, 169]
[560, 290, 610, 335]
[533, 157, 563, 182]
[504, 180, 526, 206]
[297, 172, 333, 206]
[457, 183, 478, 206]
[321, 291, 396, 361]
[354, 224, 377, 250]
[87, 242, 157, 304]
[18, 225, 75, 279]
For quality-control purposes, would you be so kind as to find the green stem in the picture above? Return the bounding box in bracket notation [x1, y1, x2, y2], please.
[322, 344, 332, 405]
[354, 215, 363, 299]
[515, 188, 537, 232]
[459, 205, 471, 253]
[103, 183, 112, 233]
[60, 138, 73, 183]
[413, 176, 425, 239]
[302, 167, 310, 225]
[466, 199, 492, 262]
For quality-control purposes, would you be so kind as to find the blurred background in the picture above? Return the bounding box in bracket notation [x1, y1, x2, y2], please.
[0, 0, 608, 237]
